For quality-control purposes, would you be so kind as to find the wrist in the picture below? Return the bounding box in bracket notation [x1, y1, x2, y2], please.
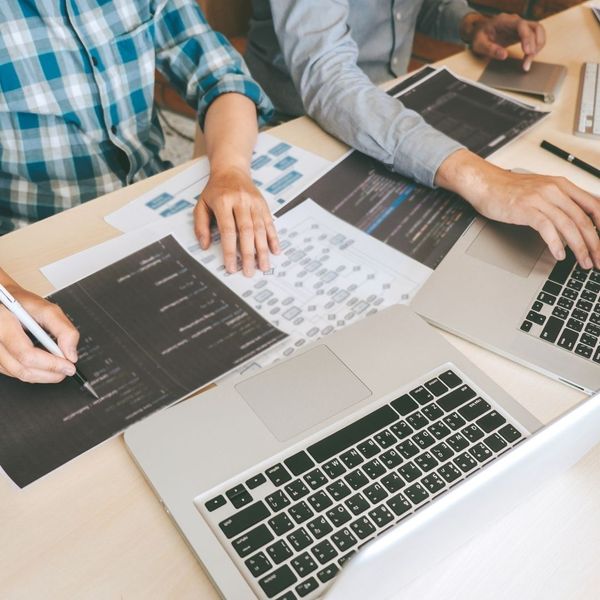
[459, 12, 488, 44]
[435, 149, 498, 201]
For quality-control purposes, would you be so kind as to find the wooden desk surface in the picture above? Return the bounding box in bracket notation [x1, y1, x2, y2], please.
[2, 4, 599, 599]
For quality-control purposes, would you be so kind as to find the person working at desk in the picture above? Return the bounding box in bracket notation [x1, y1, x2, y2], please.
[245, 0, 600, 270]
[0, 0, 280, 385]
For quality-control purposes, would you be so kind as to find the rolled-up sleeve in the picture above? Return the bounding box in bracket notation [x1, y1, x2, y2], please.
[153, 0, 273, 129]
[417, 0, 474, 42]
[270, 0, 464, 187]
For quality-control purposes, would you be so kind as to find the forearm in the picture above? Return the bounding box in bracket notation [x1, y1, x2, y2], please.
[204, 93, 258, 175]
[0, 268, 18, 290]
[435, 148, 498, 198]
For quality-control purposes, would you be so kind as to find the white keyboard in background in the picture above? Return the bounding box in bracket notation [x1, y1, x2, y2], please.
[574, 62, 600, 139]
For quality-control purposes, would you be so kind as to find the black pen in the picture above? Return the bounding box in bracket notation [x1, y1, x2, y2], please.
[540, 140, 600, 179]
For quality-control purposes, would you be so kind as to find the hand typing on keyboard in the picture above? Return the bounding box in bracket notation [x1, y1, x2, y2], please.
[436, 149, 600, 270]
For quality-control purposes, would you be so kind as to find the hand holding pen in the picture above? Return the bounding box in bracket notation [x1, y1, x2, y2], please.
[0, 274, 97, 397]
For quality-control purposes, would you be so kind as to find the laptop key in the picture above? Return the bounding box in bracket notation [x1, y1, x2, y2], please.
[587, 322, 600, 337]
[327, 505, 352, 527]
[364, 482, 388, 504]
[562, 287, 577, 300]
[443, 412, 466, 430]
[537, 292, 556, 305]
[557, 328, 578, 351]
[267, 540, 294, 565]
[458, 398, 491, 421]
[437, 463, 462, 484]
[291, 552, 318, 578]
[454, 452, 478, 473]
[438, 370, 462, 389]
[380, 448, 403, 469]
[287, 527, 313, 552]
[581, 333, 598, 347]
[447, 433, 469, 452]
[233, 524, 274, 558]
[326, 479, 352, 501]
[483, 433, 508, 453]
[285, 480, 310, 502]
[340, 449, 363, 469]
[548, 251, 576, 284]
[363, 458, 386, 479]
[424, 377, 448, 397]
[304, 468, 328, 490]
[469, 442, 493, 463]
[226, 485, 253, 509]
[380, 472, 405, 493]
[284, 452, 315, 477]
[289, 501, 314, 524]
[311, 539, 338, 565]
[307, 516, 333, 540]
[398, 462, 422, 483]
[387, 492, 411, 517]
[345, 469, 369, 490]
[396, 439, 419, 459]
[414, 452, 438, 472]
[369, 504, 395, 528]
[404, 483, 429, 505]
[245, 551, 272, 578]
[219, 501, 270, 539]
[307, 405, 399, 463]
[422, 473, 445, 494]
[413, 430, 435, 449]
[259, 565, 297, 598]
[266, 464, 292, 487]
[205, 495, 226, 512]
[540, 316, 564, 344]
[461, 424, 485, 443]
[269, 513, 295, 536]
[345, 493, 370, 516]
[422, 403, 444, 421]
[331, 527, 357, 551]
[390, 420, 413, 439]
[552, 306, 569, 320]
[317, 563, 340, 583]
[575, 343, 593, 359]
[407, 411, 428, 430]
[499, 424, 522, 443]
[246, 474, 267, 490]
[357, 439, 380, 458]
[322, 458, 346, 479]
[374, 429, 397, 448]
[520, 320, 532, 332]
[391, 393, 419, 416]
[410, 385, 434, 405]
[437, 385, 477, 412]
[266, 490, 291, 513]
[295, 576, 319, 597]
[430, 441, 454, 462]
[557, 296, 574, 309]
[428, 421, 451, 440]
[566, 318, 584, 333]
[527, 310, 546, 325]
[307, 490, 333, 513]
[477, 411, 507, 433]
[543, 280, 562, 296]
[350, 516, 376, 539]
[339, 550, 356, 567]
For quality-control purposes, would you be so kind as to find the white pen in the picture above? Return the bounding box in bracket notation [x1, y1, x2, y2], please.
[0, 283, 99, 399]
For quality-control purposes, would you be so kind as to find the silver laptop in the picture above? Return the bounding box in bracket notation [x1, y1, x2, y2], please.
[125, 305, 600, 599]
[412, 218, 600, 393]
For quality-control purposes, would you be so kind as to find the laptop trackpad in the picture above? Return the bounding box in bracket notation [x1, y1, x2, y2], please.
[235, 345, 372, 442]
[466, 220, 545, 277]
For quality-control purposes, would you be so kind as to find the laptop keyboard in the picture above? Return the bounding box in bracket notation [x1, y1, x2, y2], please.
[198, 366, 526, 600]
[520, 248, 600, 362]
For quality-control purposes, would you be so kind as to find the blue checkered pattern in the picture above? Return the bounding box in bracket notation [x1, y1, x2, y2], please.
[0, 0, 273, 235]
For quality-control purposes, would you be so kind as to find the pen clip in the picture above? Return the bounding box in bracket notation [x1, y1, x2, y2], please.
[0, 284, 16, 304]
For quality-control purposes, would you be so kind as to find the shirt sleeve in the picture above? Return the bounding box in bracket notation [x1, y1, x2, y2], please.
[153, 0, 273, 129]
[417, 0, 474, 43]
[270, 0, 464, 187]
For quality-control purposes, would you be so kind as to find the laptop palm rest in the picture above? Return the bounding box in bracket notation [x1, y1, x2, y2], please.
[466, 220, 545, 277]
[235, 345, 372, 442]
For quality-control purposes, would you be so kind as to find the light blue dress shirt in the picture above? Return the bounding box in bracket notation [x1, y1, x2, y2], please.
[246, 0, 475, 187]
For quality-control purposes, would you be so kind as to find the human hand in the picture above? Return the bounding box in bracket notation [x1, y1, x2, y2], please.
[436, 150, 600, 268]
[463, 12, 546, 71]
[0, 281, 79, 383]
[194, 167, 280, 276]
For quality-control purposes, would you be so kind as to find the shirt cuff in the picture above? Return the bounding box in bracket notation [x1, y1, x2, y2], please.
[196, 73, 274, 130]
[392, 119, 465, 187]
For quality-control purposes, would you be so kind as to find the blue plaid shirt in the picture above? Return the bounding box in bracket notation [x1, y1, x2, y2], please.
[0, 0, 273, 235]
